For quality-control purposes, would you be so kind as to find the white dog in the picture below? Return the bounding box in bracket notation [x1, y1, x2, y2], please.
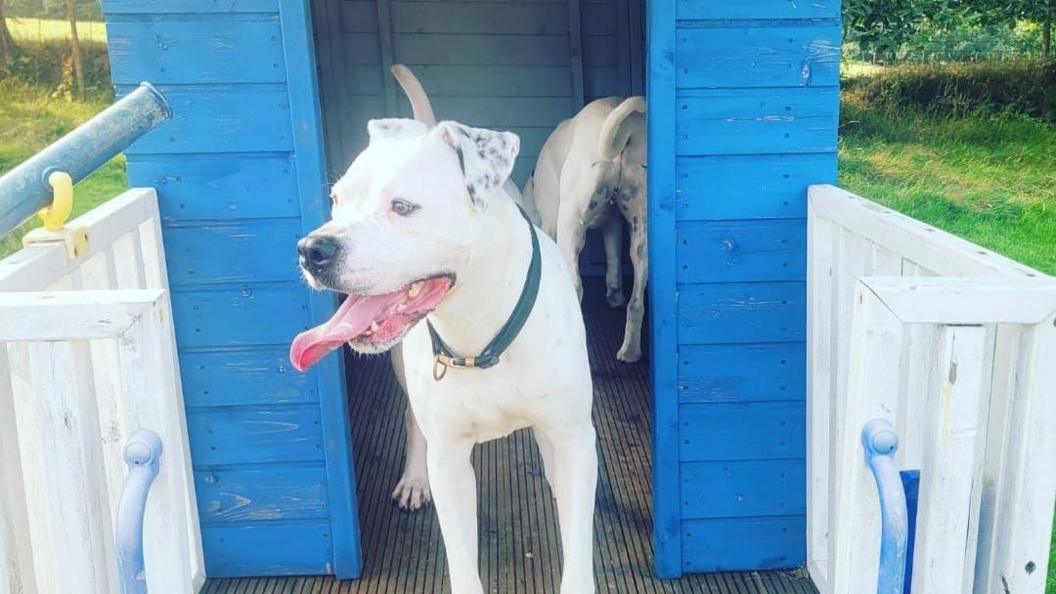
[523, 97, 647, 363]
[385, 65, 534, 511]
[289, 110, 598, 593]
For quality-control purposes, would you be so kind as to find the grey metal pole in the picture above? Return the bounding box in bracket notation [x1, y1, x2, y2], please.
[0, 82, 171, 237]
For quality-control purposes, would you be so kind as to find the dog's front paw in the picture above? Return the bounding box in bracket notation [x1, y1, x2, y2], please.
[392, 475, 432, 512]
[606, 286, 626, 308]
[616, 342, 641, 364]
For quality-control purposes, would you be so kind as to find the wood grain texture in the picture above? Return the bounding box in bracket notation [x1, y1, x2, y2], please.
[677, 154, 837, 221]
[129, 155, 301, 223]
[678, 342, 806, 404]
[170, 284, 312, 348]
[676, 88, 839, 156]
[680, 401, 807, 462]
[677, 25, 840, 89]
[107, 16, 287, 84]
[678, 281, 806, 345]
[677, 219, 807, 283]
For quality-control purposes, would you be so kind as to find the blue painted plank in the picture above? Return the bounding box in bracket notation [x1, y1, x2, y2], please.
[390, 65, 572, 98]
[675, 88, 839, 156]
[127, 155, 300, 222]
[678, 282, 805, 345]
[681, 459, 806, 519]
[195, 465, 329, 523]
[282, 0, 363, 577]
[187, 405, 325, 466]
[391, 2, 570, 34]
[676, 0, 839, 20]
[102, 0, 278, 13]
[676, 154, 836, 221]
[107, 17, 286, 84]
[201, 520, 332, 577]
[122, 86, 292, 155]
[677, 25, 840, 89]
[679, 401, 806, 462]
[676, 219, 806, 283]
[647, 0, 682, 577]
[681, 515, 806, 572]
[162, 219, 303, 285]
[171, 285, 313, 348]
[180, 348, 318, 407]
[678, 343, 806, 404]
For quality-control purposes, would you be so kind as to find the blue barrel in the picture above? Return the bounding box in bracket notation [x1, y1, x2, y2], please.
[0, 82, 171, 237]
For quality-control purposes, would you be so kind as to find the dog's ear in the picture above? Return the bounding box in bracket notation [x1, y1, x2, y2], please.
[367, 118, 428, 143]
[436, 121, 520, 209]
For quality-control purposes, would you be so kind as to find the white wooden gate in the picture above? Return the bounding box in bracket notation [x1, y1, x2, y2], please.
[807, 185, 1056, 594]
[0, 188, 204, 593]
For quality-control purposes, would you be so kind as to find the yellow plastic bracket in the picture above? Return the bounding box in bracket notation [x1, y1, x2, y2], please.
[39, 170, 74, 231]
[22, 171, 89, 261]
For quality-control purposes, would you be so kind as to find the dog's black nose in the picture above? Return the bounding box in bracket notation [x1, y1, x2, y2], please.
[298, 235, 340, 273]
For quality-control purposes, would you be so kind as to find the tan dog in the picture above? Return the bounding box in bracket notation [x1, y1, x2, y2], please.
[522, 97, 648, 362]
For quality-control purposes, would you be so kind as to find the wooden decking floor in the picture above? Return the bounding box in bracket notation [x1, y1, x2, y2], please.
[204, 286, 817, 594]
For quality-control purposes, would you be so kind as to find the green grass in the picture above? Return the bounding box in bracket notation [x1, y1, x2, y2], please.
[0, 79, 127, 258]
[839, 99, 1056, 276]
[5, 17, 107, 43]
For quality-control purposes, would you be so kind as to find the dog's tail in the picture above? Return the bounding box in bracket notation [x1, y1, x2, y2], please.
[598, 96, 646, 160]
[391, 64, 437, 128]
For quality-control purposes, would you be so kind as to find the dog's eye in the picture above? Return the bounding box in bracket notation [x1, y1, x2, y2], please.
[391, 199, 419, 216]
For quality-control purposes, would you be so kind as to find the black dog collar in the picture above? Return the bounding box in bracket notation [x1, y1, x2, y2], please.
[427, 206, 541, 381]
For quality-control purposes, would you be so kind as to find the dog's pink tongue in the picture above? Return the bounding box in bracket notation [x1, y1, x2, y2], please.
[290, 293, 397, 371]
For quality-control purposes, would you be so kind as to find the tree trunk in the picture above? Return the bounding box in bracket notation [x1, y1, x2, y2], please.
[0, 0, 18, 69]
[66, 0, 85, 96]
[1044, 3, 1053, 60]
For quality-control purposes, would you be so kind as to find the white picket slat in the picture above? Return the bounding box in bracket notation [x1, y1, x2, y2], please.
[911, 325, 992, 594]
[830, 281, 906, 594]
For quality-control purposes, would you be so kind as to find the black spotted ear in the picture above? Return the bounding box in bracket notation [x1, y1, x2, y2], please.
[367, 118, 428, 144]
[436, 121, 520, 209]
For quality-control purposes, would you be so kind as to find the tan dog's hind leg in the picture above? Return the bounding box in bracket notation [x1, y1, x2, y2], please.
[556, 200, 589, 302]
[389, 344, 432, 510]
[601, 212, 626, 308]
[617, 184, 648, 363]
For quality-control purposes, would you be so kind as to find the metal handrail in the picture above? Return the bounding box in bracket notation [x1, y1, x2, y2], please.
[862, 418, 910, 594]
[0, 82, 171, 237]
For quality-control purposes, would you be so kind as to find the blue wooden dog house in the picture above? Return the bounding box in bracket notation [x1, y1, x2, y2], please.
[99, 0, 840, 582]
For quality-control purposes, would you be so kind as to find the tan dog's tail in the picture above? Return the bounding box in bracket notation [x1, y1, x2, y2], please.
[391, 64, 437, 127]
[598, 96, 646, 160]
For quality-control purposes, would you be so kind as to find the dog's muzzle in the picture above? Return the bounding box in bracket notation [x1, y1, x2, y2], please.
[298, 234, 340, 277]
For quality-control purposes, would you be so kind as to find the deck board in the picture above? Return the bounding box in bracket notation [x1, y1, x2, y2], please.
[205, 283, 818, 594]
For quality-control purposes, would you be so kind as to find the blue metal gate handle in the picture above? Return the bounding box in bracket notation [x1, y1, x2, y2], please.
[862, 419, 909, 594]
[115, 429, 164, 594]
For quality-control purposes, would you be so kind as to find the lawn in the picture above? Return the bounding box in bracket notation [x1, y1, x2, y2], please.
[0, 79, 126, 258]
[5, 17, 107, 43]
[839, 98, 1056, 276]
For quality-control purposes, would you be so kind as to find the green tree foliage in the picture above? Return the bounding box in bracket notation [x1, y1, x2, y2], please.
[844, 0, 1054, 59]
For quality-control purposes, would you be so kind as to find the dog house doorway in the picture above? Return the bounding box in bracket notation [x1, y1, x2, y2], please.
[309, 0, 666, 588]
